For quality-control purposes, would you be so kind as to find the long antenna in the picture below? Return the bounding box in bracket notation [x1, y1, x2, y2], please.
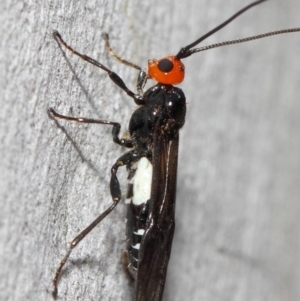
[186, 28, 300, 55]
[176, 0, 267, 59]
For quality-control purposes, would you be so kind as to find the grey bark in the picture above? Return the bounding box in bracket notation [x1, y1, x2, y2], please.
[1, 1, 300, 301]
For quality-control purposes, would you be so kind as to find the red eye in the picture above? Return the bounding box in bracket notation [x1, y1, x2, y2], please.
[148, 55, 185, 85]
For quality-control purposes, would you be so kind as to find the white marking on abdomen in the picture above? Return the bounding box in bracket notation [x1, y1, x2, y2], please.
[133, 229, 145, 236]
[132, 157, 153, 205]
[132, 243, 140, 250]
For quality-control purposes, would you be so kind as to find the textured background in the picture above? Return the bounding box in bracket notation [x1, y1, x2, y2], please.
[1, 0, 300, 301]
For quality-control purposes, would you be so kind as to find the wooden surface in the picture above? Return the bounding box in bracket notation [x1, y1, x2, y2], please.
[1, 1, 299, 300]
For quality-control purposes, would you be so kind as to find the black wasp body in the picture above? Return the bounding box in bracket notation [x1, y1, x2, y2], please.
[127, 84, 186, 152]
[124, 84, 185, 285]
[50, 1, 299, 300]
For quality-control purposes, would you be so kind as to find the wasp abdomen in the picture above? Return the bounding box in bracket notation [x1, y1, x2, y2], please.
[125, 157, 152, 277]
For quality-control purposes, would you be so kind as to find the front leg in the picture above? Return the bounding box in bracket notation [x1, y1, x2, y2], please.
[102, 33, 148, 96]
[53, 31, 145, 105]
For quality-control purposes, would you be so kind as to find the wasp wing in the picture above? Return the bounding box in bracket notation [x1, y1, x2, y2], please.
[134, 132, 179, 301]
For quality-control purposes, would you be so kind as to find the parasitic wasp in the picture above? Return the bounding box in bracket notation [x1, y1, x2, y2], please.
[49, 0, 300, 300]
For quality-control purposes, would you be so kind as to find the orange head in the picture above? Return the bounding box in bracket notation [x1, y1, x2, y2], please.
[148, 56, 185, 85]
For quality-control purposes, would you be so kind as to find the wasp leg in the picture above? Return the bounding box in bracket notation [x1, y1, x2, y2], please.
[52, 151, 142, 299]
[102, 33, 148, 95]
[102, 33, 141, 71]
[53, 31, 145, 105]
[48, 107, 133, 148]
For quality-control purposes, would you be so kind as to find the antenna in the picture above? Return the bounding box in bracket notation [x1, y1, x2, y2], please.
[176, 0, 267, 59]
[185, 28, 300, 55]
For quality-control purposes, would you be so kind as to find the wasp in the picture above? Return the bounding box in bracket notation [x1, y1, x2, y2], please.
[49, 0, 299, 300]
